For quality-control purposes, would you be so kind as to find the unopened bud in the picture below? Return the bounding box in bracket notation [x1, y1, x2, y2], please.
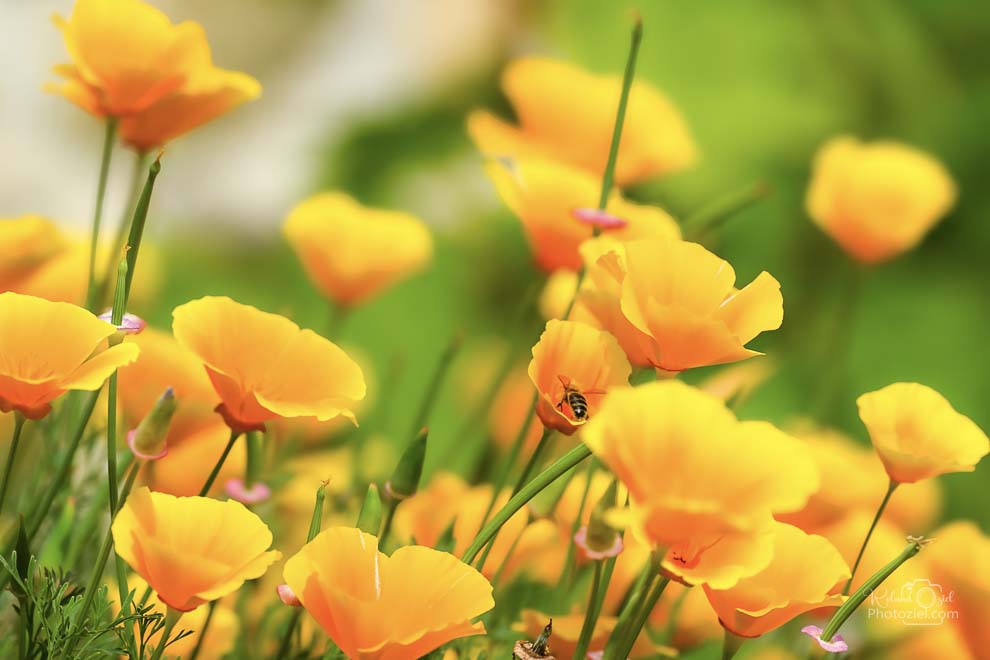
[356, 484, 383, 536]
[127, 387, 176, 460]
[385, 427, 428, 500]
[277, 583, 301, 607]
[576, 479, 622, 559]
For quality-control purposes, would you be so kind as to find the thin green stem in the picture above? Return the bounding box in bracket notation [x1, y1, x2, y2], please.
[326, 300, 350, 340]
[462, 444, 591, 565]
[611, 576, 669, 660]
[106, 372, 120, 513]
[380, 500, 398, 544]
[123, 156, 162, 300]
[0, 414, 27, 517]
[721, 628, 746, 660]
[682, 180, 771, 241]
[409, 331, 462, 438]
[822, 539, 925, 642]
[844, 480, 898, 594]
[511, 428, 552, 495]
[187, 601, 216, 660]
[560, 459, 596, 590]
[275, 610, 304, 660]
[597, 15, 641, 209]
[97, 150, 149, 309]
[149, 609, 182, 660]
[245, 431, 262, 489]
[482, 392, 538, 522]
[574, 561, 605, 660]
[198, 430, 241, 497]
[85, 118, 118, 311]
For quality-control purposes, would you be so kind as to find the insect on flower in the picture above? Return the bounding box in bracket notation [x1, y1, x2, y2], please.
[555, 375, 604, 423]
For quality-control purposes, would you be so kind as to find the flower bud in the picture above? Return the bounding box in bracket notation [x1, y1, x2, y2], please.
[127, 387, 176, 460]
[355, 483, 383, 536]
[575, 479, 623, 560]
[225, 479, 271, 504]
[277, 583, 302, 607]
[385, 427, 428, 500]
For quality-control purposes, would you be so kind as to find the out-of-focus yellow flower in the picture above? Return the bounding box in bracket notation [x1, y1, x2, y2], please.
[112, 574, 238, 660]
[489, 366, 543, 453]
[580, 237, 783, 371]
[112, 486, 280, 611]
[583, 381, 818, 588]
[698, 359, 774, 409]
[395, 472, 562, 583]
[703, 522, 848, 638]
[283, 526, 493, 660]
[650, 581, 722, 649]
[539, 269, 579, 321]
[889, 621, 974, 660]
[484, 157, 681, 272]
[806, 137, 956, 264]
[172, 296, 366, 433]
[118, 327, 220, 443]
[468, 58, 697, 186]
[777, 426, 942, 534]
[49, 0, 259, 148]
[857, 383, 989, 484]
[0, 292, 139, 419]
[9, 239, 163, 309]
[283, 192, 433, 307]
[0, 216, 66, 291]
[514, 610, 672, 659]
[528, 319, 631, 435]
[144, 424, 245, 496]
[925, 521, 990, 658]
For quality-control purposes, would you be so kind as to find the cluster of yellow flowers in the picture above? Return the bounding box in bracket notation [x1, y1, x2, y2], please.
[0, 2, 987, 660]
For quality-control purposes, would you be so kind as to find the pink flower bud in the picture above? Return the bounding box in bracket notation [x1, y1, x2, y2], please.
[572, 208, 627, 230]
[225, 478, 272, 504]
[574, 526, 624, 560]
[277, 583, 302, 607]
[801, 625, 848, 653]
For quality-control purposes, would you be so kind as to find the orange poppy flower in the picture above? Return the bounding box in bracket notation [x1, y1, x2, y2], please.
[468, 58, 697, 186]
[582, 381, 818, 588]
[857, 383, 989, 484]
[172, 296, 366, 433]
[283, 192, 433, 306]
[0, 216, 65, 291]
[0, 292, 139, 419]
[117, 327, 221, 443]
[282, 526, 493, 660]
[890, 625, 974, 660]
[483, 157, 680, 272]
[581, 237, 783, 372]
[776, 426, 942, 534]
[703, 522, 849, 638]
[528, 319, 631, 435]
[49, 0, 260, 147]
[112, 486, 280, 611]
[924, 522, 990, 659]
[806, 137, 956, 264]
[513, 610, 673, 659]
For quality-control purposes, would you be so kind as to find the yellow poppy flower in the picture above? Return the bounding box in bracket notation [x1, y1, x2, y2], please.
[118, 327, 220, 443]
[703, 522, 849, 638]
[583, 237, 783, 372]
[890, 625, 974, 660]
[925, 521, 990, 658]
[0, 292, 139, 419]
[528, 319, 631, 435]
[283, 526, 493, 660]
[650, 581, 722, 649]
[777, 426, 942, 534]
[468, 58, 697, 186]
[806, 137, 956, 264]
[538, 269, 579, 320]
[112, 574, 238, 660]
[112, 486, 280, 611]
[483, 157, 681, 272]
[857, 383, 989, 484]
[172, 296, 366, 433]
[144, 423, 245, 497]
[49, 0, 259, 147]
[582, 381, 818, 588]
[0, 216, 66, 291]
[489, 366, 543, 453]
[283, 192, 433, 307]
[513, 610, 672, 659]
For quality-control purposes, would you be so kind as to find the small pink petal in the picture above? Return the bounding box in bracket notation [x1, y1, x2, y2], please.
[574, 526, 624, 560]
[586, 652, 604, 660]
[225, 479, 271, 504]
[99, 310, 146, 334]
[276, 583, 301, 607]
[801, 625, 848, 653]
[126, 428, 167, 461]
[572, 207, 628, 230]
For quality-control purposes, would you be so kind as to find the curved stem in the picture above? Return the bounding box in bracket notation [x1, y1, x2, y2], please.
[198, 431, 241, 497]
[844, 479, 898, 594]
[511, 428, 552, 495]
[187, 601, 216, 660]
[0, 414, 27, 517]
[85, 118, 118, 311]
[409, 331, 462, 438]
[462, 444, 591, 565]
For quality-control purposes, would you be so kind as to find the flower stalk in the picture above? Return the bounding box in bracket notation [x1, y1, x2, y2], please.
[844, 479, 898, 594]
[84, 118, 118, 311]
[199, 430, 242, 496]
[0, 414, 26, 518]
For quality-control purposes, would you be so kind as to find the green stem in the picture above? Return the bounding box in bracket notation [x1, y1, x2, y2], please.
[123, 156, 162, 300]
[409, 331, 463, 438]
[822, 539, 925, 642]
[149, 609, 182, 660]
[0, 414, 27, 517]
[574, 561, 606, 660]
[682, 180, 771, 240]
[275, 610, 304, 660]
[187, 601, 216, 660]
[326, 300, 349, 340]
[85, 118, 118, 311]
[481, 392, 538, 522]
[198, 430, 241, 497]
[721, 628, 746, 660]
[611, 576, 669, 660]
[511, 427, 552, 495]
[380, 500, 398, 543]
[844, 480, 898, 594]
[97, 150, 149, 309]
[560, 459, 596, 590]
[245, 431, 262, 489]
[462, 444, 591, 564]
